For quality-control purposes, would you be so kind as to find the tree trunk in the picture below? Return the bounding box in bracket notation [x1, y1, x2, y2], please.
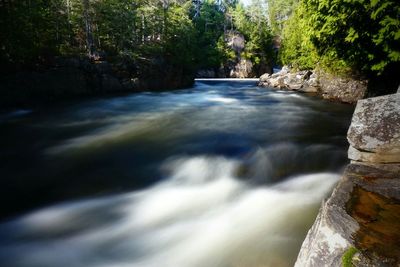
[82, 0, 95, 58]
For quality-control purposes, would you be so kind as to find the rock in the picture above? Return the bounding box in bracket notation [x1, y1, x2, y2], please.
[347, 93, 400, 163]
[348, 145, 400, 163]
[259, 67, 317, 92]
[298, 85, 318, 93]
[220, 30, 272, 78]
[295, 164, 400, 267]
[259, 73, 271, 82]
[269, 76, 285, 88]
[303, 70, 313, 80]
[308, 77, 319, 87]
[258, 67, 369, 103]
[318, 70, 367, 103]
[284, 73, 303, 90]
[288, 83, 303, 90]
[270, 72, 280, 78]
[226, 31, 245, 54]
[230, 58, 254, 78]
[296, 91, 400, 267]
[281, 65, 290, 74]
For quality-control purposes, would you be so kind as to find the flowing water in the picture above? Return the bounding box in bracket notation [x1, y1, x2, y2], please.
[0, 80, 354, 267]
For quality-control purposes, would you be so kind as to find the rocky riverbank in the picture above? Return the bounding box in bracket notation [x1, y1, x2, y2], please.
[258, 66, 368, 104]
[295, 93, 400, 266]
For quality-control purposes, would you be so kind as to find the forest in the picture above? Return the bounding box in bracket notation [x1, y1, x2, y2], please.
[0, 0, 272, 76]
[0, 0, 399, 104]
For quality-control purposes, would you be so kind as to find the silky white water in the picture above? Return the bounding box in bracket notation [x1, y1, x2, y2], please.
[0, 155, 339, 267]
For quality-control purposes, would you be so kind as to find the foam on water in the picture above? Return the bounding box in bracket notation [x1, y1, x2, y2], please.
[0, 155, 339, 267]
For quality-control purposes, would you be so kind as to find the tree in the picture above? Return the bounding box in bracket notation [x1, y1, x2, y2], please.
[267, 0, 297, 36]
[279, 2, 319, 70]
[285, 0, 400, 75]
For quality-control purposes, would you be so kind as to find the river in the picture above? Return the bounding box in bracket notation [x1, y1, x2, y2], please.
[0, 80, 354, 267]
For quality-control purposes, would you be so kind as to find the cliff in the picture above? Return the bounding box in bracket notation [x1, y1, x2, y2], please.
[295, 93, 400, 266]
[196, 31, 272, 79]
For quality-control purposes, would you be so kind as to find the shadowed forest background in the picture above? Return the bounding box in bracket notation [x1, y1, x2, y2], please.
[0, 0, 399, 106]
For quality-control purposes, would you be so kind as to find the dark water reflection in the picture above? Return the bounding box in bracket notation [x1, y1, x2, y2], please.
[0, 80, 354, 267]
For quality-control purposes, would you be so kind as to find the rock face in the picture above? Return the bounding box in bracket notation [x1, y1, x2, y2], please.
[318, 71, 367, 103]
[295, 92, 400, 267]
[295, 164, 400, 267]
[258, 66, 367, 103]
[196, 31, 272, 78]
[229, 58, 254, 78]
[347, 94, 400, 163]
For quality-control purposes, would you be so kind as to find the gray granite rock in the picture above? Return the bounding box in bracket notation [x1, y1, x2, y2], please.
[259, 73, 271, 82]
[347, 93, 400, 163]
[318, 71, 367, 104]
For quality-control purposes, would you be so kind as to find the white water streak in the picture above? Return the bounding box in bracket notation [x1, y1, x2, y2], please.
[0, 156, 339, 267]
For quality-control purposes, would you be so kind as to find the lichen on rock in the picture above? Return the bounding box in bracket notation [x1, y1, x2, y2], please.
[347, 93, 400, 163]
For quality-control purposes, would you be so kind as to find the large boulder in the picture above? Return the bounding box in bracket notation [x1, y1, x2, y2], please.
[347, 93, 400, 163]
[296, 91, 400, 267]
[318, 70, 367, 103]
[284, 73, 303, 90]
[259, 73, 271, 82]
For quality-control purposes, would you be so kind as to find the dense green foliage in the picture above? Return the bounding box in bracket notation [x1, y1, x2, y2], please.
[0, 0, 274, 76]
[279, 2, 319, 70]
[279, 0, 400, 76]
[267, 0, 297, 36]
[0, 0, 199, 73]
[232, 2, 273, 65]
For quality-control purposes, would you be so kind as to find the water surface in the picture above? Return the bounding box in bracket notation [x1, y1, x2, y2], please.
[0, 80, 354, 267]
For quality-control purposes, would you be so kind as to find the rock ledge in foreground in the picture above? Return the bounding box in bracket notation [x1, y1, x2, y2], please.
[295, 92, 400, 267]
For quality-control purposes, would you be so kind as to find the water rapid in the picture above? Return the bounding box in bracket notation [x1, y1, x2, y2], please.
[0, 80, 354, 267]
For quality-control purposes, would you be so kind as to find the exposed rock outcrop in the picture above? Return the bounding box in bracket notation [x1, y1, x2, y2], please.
[347, 94, 400, 163]
[295, 93, 400, 267]
[196, 31, 272, 78]
[258, 66, 367, 103]
[318, 71, 368, 103]
[295, 164, 400, 267]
